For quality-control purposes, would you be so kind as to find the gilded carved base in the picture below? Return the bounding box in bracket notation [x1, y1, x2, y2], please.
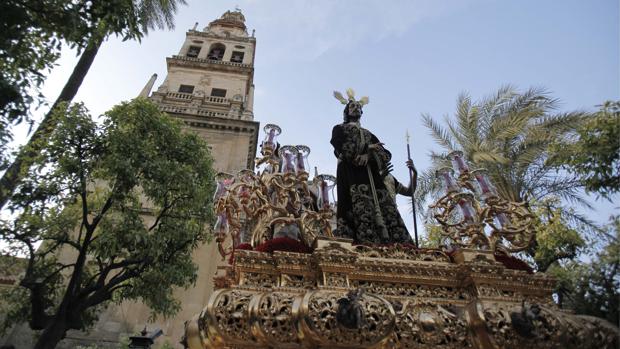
[183, 239, 619, 349]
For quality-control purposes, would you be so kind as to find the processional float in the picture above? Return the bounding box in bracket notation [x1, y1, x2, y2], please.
[182, 125, 618, 349]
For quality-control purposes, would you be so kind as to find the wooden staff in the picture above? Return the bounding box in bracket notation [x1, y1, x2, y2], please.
[406, 130, 419, 248]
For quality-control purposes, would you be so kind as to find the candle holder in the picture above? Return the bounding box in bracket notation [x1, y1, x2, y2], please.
[279, 145, 298, 174]
[471, 169, 497, 198]
[295, 145, 311, 180]
[313, 174, 337, 211]
[448, 150, 469, 176]
[214, 172, 235, 201]
[261, 124, 281, 157]
[431, 151, 535, 254]
[235, 169, 255, 200]
[436, 167, 460, 193]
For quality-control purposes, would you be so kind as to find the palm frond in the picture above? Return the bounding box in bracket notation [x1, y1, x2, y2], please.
[137, 0, 187, 32]
[422, 113, 456, 151]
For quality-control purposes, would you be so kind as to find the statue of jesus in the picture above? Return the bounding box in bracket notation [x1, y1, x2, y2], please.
[330, 89, 413, 245]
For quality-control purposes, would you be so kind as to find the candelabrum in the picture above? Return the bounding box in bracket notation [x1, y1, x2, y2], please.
[429, 150, 535, 254]
[213, 125, 336, 259]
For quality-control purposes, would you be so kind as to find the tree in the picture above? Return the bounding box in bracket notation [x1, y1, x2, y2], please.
[550, 101, 620, 199]
[417, 86, 596, 270]
[528, 198, 586, 272]
[548, 217, 619, 324]
[418, 86, 589, 207]
[0, 98, 215, 349]
[0, 0, 187, 209]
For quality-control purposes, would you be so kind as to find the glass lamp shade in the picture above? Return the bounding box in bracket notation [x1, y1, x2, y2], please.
[471, 169, 497, 198]
[213, 172, 235, 201]
[313, 174, 337, 210]
[261, 124, 281, 156]
[448, 150, 470, 175]
[213, 213, 229, 237]
[457, 196, 476, 223]
[436, 167, 460, 193]
[235, 169, 255, 199]
[295, 145, 311, 174]
[279, 145, 298, 174]
[494, 213, 511, 228]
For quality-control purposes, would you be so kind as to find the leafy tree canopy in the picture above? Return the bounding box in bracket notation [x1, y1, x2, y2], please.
[550, 101, 620, 199]
[548, 216, 619, 325]
[0, 0, 186, 171]
[0, 98, 214, 349]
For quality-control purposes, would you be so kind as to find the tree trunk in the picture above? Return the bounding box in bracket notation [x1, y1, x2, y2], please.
[0, 36, 103, 209]
[33, 318, 68, 349]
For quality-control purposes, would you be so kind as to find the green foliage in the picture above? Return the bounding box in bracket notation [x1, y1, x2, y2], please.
[419, 224, 449, 248]
[0, 98, 215, 343]
[417, 86, 589, 211]
[547, 217, 619, 324]
[529, 199, 586, 272]
[0, 0, 186, 172]
[550, 101, 620, 199]
[417, 86, 597, 268]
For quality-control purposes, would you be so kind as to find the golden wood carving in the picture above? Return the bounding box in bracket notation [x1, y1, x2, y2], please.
[184, 139, 618, 348]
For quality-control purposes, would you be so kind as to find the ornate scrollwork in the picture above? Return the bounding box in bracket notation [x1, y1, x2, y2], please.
[250, 292, 299, 347]
[203, 289, 255, 346]
[430, 152, 536, 254]
[353, 244, 451, 262]
[212, 134, 337, 259]
[481, 302, 619, 349]
[391, 301, 473, 348]
[299, 290, 396, 347]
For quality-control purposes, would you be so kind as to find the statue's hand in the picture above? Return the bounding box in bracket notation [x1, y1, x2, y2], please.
[406, 159, 417, 174]
[355, 154, 369, 166]
[368, 143, 384, 152]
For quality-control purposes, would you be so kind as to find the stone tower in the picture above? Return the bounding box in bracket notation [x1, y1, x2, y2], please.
[138, 10, 260, 345]
[1, 10, 260, 349]
[150, 9, 260, 172]
[48, 10, 260, 348]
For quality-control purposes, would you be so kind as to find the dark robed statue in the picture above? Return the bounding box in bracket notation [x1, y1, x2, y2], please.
[330, 89, 413, 245]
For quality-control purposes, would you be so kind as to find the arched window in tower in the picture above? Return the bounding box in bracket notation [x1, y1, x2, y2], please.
[207, 43, 226, 61]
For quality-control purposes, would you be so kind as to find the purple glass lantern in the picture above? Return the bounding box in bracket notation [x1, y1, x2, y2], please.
[279, 145, 298, 174]
[448, 150, 469, 175]
[213, 172, 235, 201]
[314, 174, 336, 210]
[295, 145, 311, 174]
[235, 169, 255, 199]
[213, 213, 229, 235]
[261, 124, 281, 156]
[436, 167, 460, 193]
[495, 213, 511, 228]
[471, 169, 497, 198]
[457, 196, 476, 223]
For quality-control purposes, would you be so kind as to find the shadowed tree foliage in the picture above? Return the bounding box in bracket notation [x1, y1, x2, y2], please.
[0, 0, 187, 210]
[548, 216, 619, 325]
[0, 98, 215, 349]
[550, 101, 620, 200]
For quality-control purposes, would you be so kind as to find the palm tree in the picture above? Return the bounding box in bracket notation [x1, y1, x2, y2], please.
[416, 85, 591, 222]
[0, 0, 187, 210]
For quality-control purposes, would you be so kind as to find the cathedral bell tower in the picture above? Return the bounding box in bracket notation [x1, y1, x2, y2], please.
[78, 10, 261, 347]
[150, 9, 260, 172]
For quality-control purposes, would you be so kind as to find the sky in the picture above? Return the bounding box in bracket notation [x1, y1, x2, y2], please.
[25, 0, 620, 236]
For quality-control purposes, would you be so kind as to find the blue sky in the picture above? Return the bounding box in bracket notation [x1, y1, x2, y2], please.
[31, 0, 619, 235]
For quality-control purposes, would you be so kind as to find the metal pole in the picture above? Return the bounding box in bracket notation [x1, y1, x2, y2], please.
[406, 130, 419, 248]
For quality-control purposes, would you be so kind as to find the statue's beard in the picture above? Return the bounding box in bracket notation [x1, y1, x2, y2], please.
[347, 115, 361, 123]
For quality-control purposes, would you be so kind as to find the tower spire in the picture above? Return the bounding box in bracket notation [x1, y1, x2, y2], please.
[137, 73, 158, 98]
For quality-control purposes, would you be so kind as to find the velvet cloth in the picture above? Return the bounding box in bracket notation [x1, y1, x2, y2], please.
[331, 122, 412, 244]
